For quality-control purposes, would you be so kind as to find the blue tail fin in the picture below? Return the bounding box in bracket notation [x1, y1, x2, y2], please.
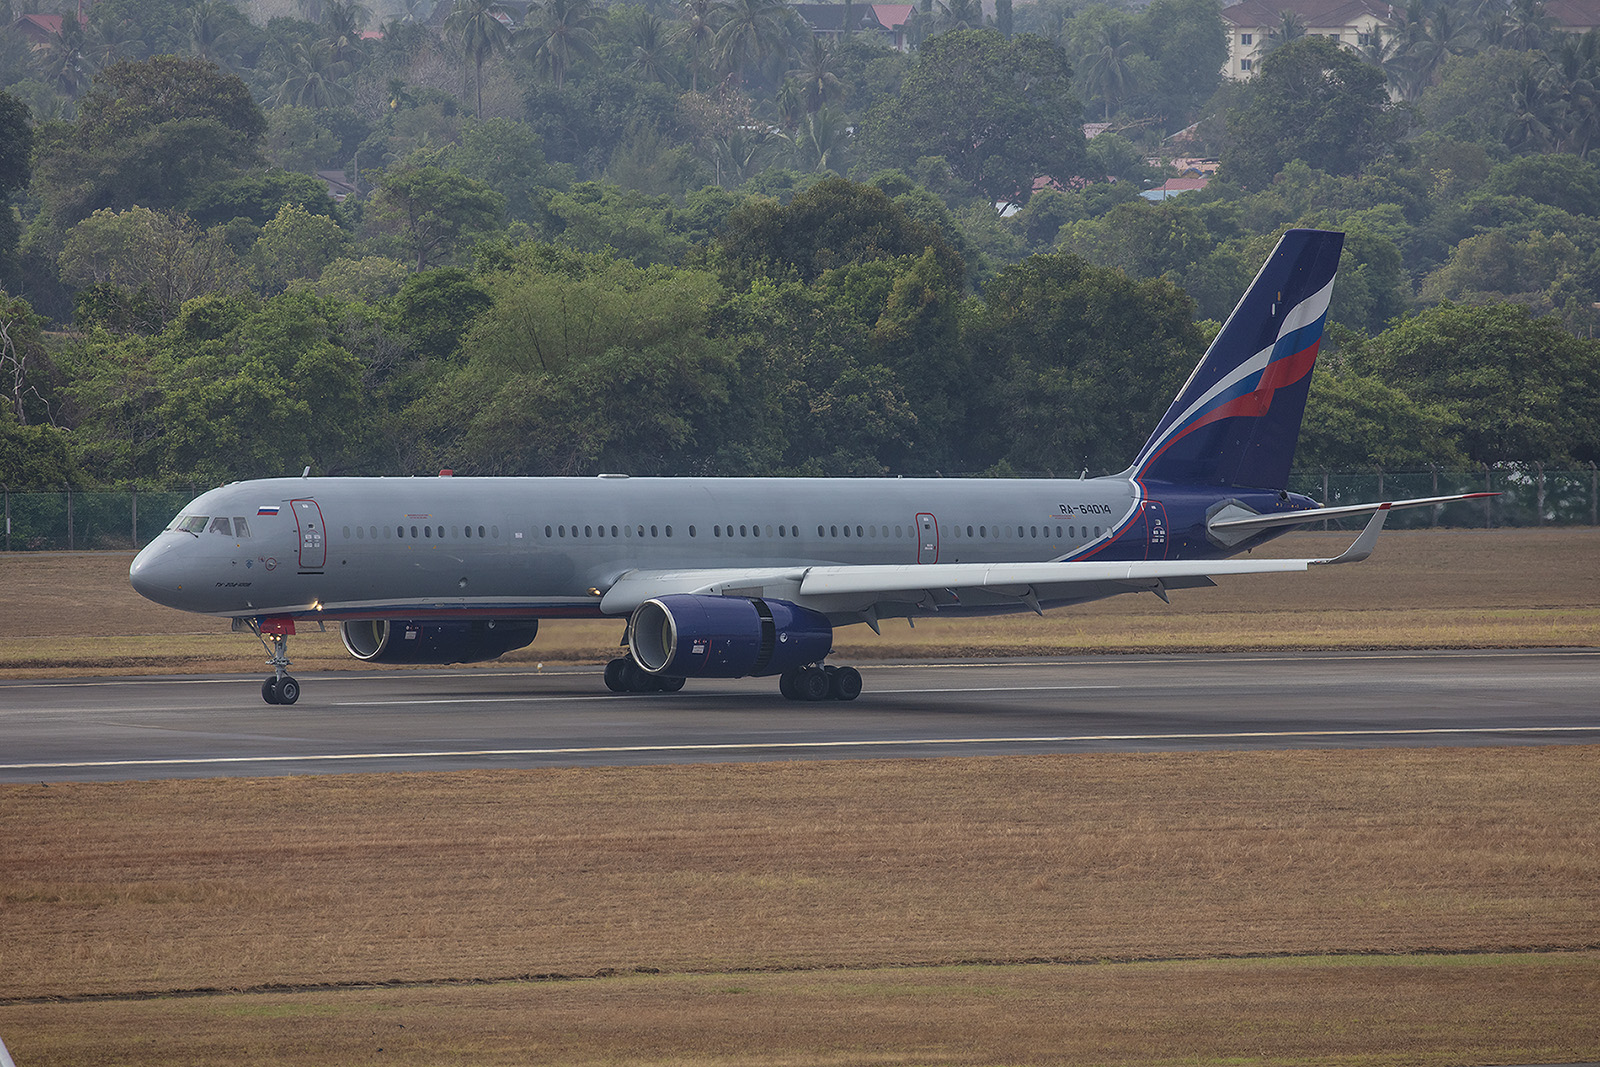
[1130, 228, 1343, 491]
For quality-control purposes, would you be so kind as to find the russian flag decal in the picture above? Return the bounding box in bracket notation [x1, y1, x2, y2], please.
[258, 505, 280, 516]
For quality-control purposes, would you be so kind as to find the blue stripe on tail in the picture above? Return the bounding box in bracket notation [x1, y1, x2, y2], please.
[1131, 228, 1344, 491]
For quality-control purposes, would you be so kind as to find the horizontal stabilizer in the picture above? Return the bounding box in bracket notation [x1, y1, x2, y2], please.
[1208, 492, 1498, 535]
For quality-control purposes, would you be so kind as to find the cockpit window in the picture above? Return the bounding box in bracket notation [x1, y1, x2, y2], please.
[176, 516, 208, 534]
[208, 516, 232, 537]
[233, 516, 251, 538]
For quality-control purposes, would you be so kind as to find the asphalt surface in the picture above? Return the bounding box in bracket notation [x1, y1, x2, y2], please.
[2, 649, 1597, 782]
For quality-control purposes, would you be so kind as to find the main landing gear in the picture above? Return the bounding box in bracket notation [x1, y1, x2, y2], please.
[779, 663, 862, 702]
[604, 657, 687, 693]
[602, 658, 861, 701]
[249, 617, 301, 705]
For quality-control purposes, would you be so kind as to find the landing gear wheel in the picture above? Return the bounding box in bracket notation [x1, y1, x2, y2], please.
[779, 669, 798, 700]
[274, 675, 301, 705]
[657, 675, 686, 692]
[795, 665, 831, 702]
[604, 658, 629, 692]
[262, 677, 282, 705]
[828, 665, 862, 702]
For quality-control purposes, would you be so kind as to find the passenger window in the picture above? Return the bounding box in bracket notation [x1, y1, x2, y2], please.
[842, 525, 850, 538]
[480, 526, 488, 538]
[356, 526, 364, 540]
[689, 526, 696, 537]
[830, 525, 838, 537]
[342, 525, 351, 539]
[585, 525, 593, 538]
[491, 526, 498, 538]
[818, 525, 826, 537]
[666, 525, 673, 537]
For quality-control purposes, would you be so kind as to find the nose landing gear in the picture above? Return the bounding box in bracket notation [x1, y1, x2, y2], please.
[248, 616, 301, 705]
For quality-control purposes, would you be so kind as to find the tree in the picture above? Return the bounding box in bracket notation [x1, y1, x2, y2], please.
[673, 0, 720, 91]
[58, 207, 242, 325]
[1222, 36, 1405, 190]
[719, 176, 963, 286]
[248, 203, 351, 294]
[446, 0, 514, 119]
[522, 0, 604, 90]
[31, 56, 265, 231]
[0, 91, 33, 285]
[712, 0, 789, 83]
[372, 165, 505, 271]
[970, 252, 1206, 474]
[857, 29, 1086, 206]
[1355, 302, 1600, 463]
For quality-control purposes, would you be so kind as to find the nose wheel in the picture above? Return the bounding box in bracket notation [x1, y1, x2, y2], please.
[249, 617, 301, 705]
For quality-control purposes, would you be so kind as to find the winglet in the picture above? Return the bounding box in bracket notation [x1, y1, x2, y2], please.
[1312, 503, 1391, 566]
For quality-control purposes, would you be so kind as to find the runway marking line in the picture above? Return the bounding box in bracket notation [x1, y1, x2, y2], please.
[5, 725, 1600, 772]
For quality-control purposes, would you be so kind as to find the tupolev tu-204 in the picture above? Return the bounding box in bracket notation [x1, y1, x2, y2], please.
[130, 229, 1489, 705]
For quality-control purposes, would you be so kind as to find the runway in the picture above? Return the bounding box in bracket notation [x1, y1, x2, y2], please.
[2, 649, 1597, 782]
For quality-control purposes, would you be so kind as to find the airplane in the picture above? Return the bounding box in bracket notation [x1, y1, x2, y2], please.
[129, 228, 1489, 705]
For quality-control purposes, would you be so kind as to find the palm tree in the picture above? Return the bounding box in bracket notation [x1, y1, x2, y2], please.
[272, 39, 356, 107]
[321, 0, 372, 68]
[445, 0, 514, 118]
[625, 11, 678, 86]
[1080, 24, 1139, 120]
[932, 0, 981, 34]
[187, 0, 241, 66]
[1506, 69, 1559, 153]
[1257, 9, 1307, 57]
[792, 105, 850, 172]
[1550, 31, 1600, 156]
[673, 0, 720, 91]
[83, 9, 150, 71]
[1394, 5, 1474, 101]
[521, 0, 604, 89]
[32, 15, 90, 98]
[787, 36, 843, 113]
[1503, 0, 1556, 51]
[712, 0, 788, 83]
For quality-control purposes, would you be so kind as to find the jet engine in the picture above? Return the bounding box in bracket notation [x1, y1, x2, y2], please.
[629, 595, 832, 678]
[340, 619, 539, 664]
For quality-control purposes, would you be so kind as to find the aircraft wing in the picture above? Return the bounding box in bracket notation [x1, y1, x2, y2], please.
[599, 505, 1394, 619]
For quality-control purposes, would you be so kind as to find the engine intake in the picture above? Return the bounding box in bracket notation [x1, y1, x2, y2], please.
[340, 619, 538, 664]
[630, 595, 832, 678]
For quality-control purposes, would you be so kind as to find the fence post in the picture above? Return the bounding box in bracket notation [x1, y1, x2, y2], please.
[3, 484, 9, 552]
[1377, 466, 1384, 500]
[1592, 464, 1598, 528]
[1430, 466, 1439, 528]
[66, 485, 74, 551]
[1536, 462, 1545, 527]
[132, 485, 139, 548]
[1484, 468, 1493, 529]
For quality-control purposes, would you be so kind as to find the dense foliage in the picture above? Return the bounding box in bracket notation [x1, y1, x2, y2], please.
[2, 0, 1600, 490]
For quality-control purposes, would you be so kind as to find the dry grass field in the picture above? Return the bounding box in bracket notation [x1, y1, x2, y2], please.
[2, 750, 1599, 1066]
[2, 530, 1598, 1065]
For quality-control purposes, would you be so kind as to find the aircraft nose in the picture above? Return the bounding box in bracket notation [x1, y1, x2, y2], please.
[129, 537, 192, 610]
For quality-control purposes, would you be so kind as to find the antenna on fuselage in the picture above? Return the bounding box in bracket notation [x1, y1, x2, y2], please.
[301, 466, 311, 477]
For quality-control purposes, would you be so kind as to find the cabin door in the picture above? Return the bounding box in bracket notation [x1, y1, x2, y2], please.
[917, 513, 939, 564]
[292, 498, 326, 571]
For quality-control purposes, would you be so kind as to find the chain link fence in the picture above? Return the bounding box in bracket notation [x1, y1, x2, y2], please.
[4, 467, 1598, 551]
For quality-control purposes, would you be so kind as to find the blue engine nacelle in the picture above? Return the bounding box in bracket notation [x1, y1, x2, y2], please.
[340, 619, 539, 664]
[629, 595, 833, 678]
